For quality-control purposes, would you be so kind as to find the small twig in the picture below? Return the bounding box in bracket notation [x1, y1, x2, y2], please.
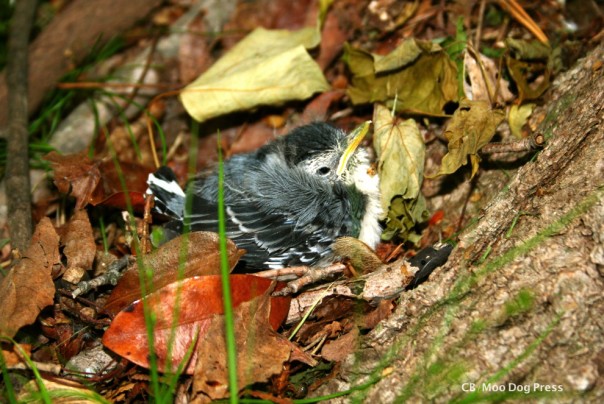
[270, 263, 347, 296]
[254, 266, 316, 281]
[497, 0, 549, 45]
[480, 132, 545, 154]
[495, 15, 511, 44]
[305, 334, 328, 356]
[457, 174, 479, 234]
[57, 81, 177, 90]
[140, 194, 154, 255]
[72, 256, 133, 298]
[57, 289, 113, 326]
[146, 89, 183, 169]
[7, 362, 61, 375]
[474, 0, 487, 51]
[384, 243, 405, 262]
[467, 45, 496, 105]
[121, 35, 159, 109]
[165, 132, 186, 162]
[329, 107, 354, 121]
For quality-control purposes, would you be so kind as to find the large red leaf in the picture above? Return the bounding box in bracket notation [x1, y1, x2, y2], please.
[102, 275, 291, 374]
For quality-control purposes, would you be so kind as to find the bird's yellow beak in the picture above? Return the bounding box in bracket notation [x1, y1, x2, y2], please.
[336, 121, 371, 176]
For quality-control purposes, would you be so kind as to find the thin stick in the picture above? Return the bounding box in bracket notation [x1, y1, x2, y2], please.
[498, 0, 549, 45]
[474, 0, 487, 50]
[4, 0, 38, 251]
[480, 133, 545, 154]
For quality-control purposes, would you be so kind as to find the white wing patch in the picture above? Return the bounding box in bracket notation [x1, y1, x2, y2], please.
[147, 173, 186, 197]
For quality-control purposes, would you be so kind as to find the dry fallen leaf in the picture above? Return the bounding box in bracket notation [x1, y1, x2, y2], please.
[316, 7, 347, 70]
[193, 290, 314, 402]
[373, 103, 425, 218]
[44, 152, 151, 211]
[228, 121, 277, 156]
[372, 104, 428, 241]
[103, 232, 245, 315]
[178, 13, 212, 84]
[509, 103, 536, 139]
[344, 39, 458, 116]
[102, 275, 292, 375]
[59, 209, 96, 284]
[301, 90, 345, 122]
[18, 378, 101, 403]
[181, 27, 330, 122]
[0, 218, 59, 338]
[381, 195, 429, 242]
[90, 160, 152, 208]
[429, 99, 505, 178]
[1, 343, 32, 366]
[321, 327, 359, 362]
[505, 38, 552, 102]
[45, 152, 101, 210]
[463, 51, 515, 103]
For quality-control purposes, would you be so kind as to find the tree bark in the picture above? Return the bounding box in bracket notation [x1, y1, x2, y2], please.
[317, 43, 604, 402]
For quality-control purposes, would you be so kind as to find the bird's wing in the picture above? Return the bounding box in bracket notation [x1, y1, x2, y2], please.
[147, 167, 185, 219]
[181, 192, 339, 270]
[148, 164, 353, 270]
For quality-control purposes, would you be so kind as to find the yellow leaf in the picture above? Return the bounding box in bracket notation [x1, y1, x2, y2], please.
[430, 99, 505, 178]
[344, 40, 458, 116]
[508, 103, 535, 139]
[373, 104, 425, 220]
[181, 27, 329, 122]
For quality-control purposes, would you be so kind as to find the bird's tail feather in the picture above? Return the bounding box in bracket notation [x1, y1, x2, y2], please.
[147, 166, 186, 219]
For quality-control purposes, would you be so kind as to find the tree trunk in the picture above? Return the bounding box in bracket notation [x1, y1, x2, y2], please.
[316, 43, 604, 403]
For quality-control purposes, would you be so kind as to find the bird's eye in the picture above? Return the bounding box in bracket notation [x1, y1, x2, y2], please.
[317, 167, 331, 175]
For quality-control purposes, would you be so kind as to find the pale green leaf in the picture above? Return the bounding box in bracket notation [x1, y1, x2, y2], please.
[430, 99, 505, 178]
[344, 40, 458, 116]
[373, 103, 425, 220]
[381, 195, 429, 242]
[508, 103, 535, 139]
[181, 27, 329, 122]
[373, 38, 424, 73]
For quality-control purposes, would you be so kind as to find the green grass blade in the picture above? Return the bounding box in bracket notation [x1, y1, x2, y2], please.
[217, 130, 239, 402]
[0, 347, 18, 403]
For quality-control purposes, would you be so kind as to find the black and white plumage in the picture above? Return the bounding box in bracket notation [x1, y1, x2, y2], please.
[147, 122, 381, 270]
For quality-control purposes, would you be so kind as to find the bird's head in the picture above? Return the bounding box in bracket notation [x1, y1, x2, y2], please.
[270, 121, 374, 187]
[258, 121, 382, 248]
